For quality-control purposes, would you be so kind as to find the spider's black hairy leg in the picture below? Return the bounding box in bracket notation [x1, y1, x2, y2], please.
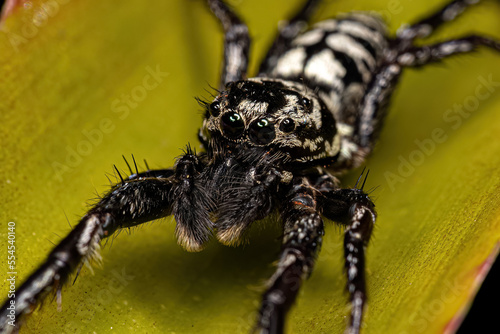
[393, 35, 500, 67]
[258, 0, 322, 75]
[351, 0, 500, 160]
[257, 176, 324, 334]
[207, 0, 250, 88]
[397, 0, 482, 42]
[319, 185, 376, 334]
[0, 176, 174, 333]
[355, 64, 403, 150]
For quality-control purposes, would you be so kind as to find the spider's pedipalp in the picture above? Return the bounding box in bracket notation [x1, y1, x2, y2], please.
[172, 153, 214, 251]
[213, 150, 284, 245]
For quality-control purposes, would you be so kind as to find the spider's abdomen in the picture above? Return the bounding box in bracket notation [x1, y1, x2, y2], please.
[262, 13, 388, 125]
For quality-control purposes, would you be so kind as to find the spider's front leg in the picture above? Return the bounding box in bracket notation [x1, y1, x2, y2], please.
[317, 174, 376, 334]
[0, 176, 173, 333]
[0, 152, 210, 333]
[257, 176, 324, 334]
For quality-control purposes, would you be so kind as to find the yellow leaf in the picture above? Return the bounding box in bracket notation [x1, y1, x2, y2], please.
[0, 1, 499, 333]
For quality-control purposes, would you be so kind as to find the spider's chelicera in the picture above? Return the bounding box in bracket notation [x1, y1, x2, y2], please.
[1, 0, 499, 333]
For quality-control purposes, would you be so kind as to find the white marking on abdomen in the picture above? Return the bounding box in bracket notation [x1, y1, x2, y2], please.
[338, 20, 385, 48]
[275, 48, 307, 77]
[313, 20, 338, 32]
[293, 28, 324, 46]
[305, 49, 345, 89]
[326, 34, 375, 81]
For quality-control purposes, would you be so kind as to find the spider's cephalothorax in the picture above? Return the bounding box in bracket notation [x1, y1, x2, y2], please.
[202, 78, 340, 163]
[1, 0, 499, 333]
[195, 77, 340, 248]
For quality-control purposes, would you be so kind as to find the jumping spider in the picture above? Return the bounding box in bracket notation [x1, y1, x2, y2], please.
[1, 0, 499, 333]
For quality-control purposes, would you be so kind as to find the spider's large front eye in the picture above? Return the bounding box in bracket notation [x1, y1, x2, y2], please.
[221, 112, 245, 138]
[249, 118, 275, 145]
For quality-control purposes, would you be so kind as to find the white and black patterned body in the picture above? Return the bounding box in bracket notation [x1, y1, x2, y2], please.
[1, 1, 499, 334]
[200, 13, 392, 173]
[261, 14, 389, 168]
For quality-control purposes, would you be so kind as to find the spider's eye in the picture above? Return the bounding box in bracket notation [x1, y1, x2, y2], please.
[301, 97, 312, 111]
[221, 112, 245, 138]
[209, 101, 221, 117]
[279, 118, 295, 133]
[249, 118, 275, 145]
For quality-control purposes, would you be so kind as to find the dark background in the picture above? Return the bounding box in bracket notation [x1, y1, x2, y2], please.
[0, 0, 497, 332]
[457, 258, 498, 333]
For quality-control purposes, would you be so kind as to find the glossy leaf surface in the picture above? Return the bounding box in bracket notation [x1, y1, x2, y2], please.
[0, 1, 499, 333]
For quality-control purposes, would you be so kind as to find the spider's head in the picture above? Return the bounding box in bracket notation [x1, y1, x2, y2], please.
[200, 78, 340, 163]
